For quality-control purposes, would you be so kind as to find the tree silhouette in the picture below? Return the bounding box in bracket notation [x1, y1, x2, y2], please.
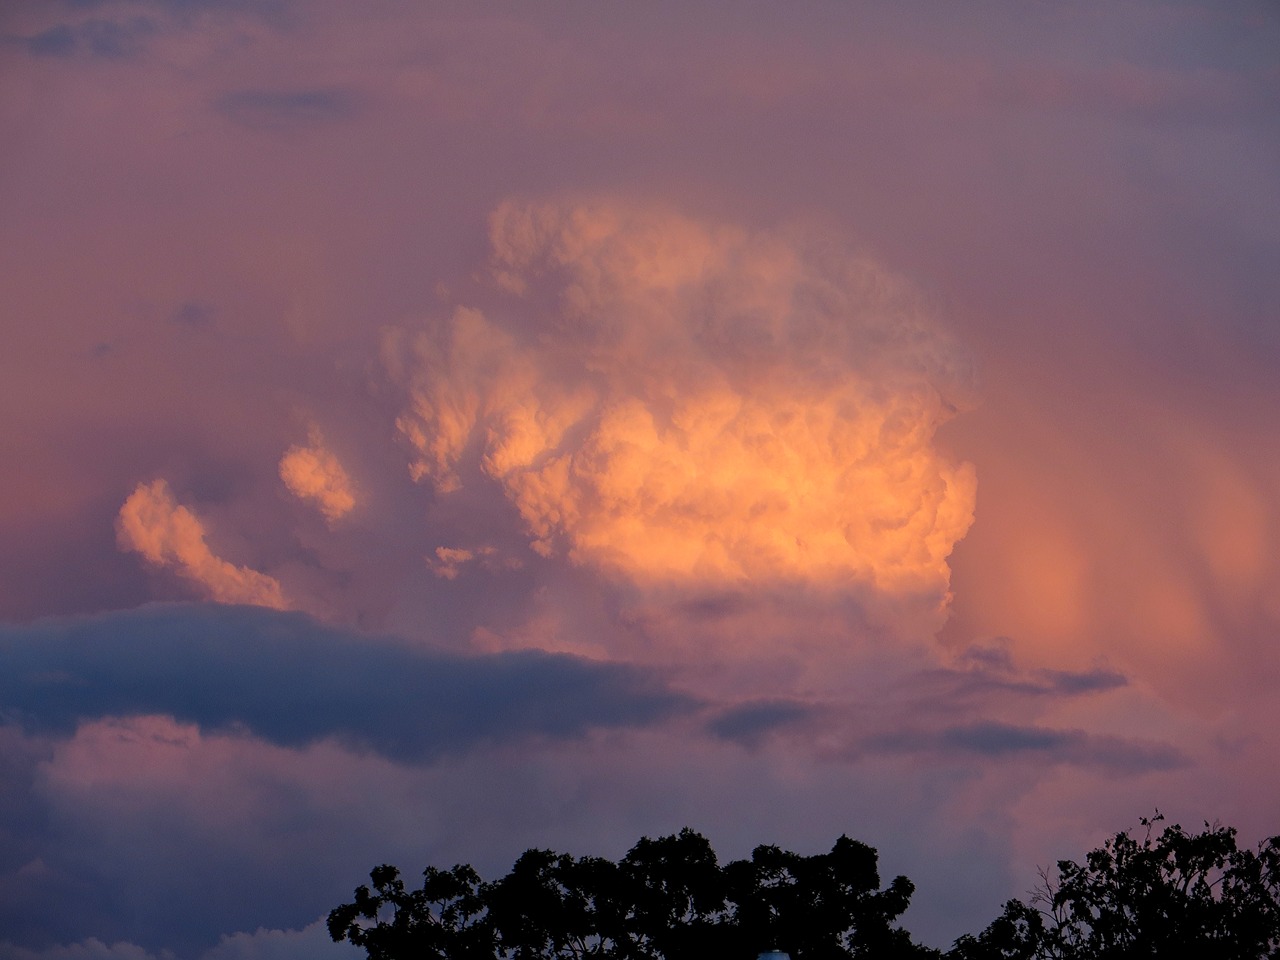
[330, 817, 1280, 960]
[620, 828, 733, 958]
[329, 828, 937, 959]
[724, 836, 924, 959]
[327, 862, 494, 960]
[948, 814, 1280, 959]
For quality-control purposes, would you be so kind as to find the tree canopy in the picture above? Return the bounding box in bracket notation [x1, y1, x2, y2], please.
[950, 814, 1280, 960]
[330, 817, 1280, 960]
[328, 828, 936, 959]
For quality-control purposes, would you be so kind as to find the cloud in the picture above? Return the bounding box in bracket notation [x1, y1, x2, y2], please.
[390, 199, 977, 612]
[0, 707, 1010, 957]
[923, 642, 1131, 701]
[0, 603, 694, 763]
[427, 545, 521, 580]
[865, 720, 1188, 773]
[215, 89, 360, 130]
[12, 18, 157, 60]
[1038, 668, 1128, 695]
[200, 921, 347, 960]
[706, 699, 813, 745]
[116, 481, 287, 609]
[279, 431, 356, 523]
[0, 939, 163, 960]
[428, 545, 474, 579]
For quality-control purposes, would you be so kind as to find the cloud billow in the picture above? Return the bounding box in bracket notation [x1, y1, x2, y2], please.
[116, 480, 287, 609]
[390, 199, 977, 614]
[279, 429, 357, 523]
[0, 603, 692, 763]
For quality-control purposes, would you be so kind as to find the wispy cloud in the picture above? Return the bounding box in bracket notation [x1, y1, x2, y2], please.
[214, 89, 361, 130]
[12, 18, 156, 60]
[706, 699, 813, 745]
[865, 720, 1188, 773]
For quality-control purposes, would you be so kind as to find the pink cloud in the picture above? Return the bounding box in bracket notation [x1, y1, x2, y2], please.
[279, 430, 356, 523]
[116, 481, 287, 609]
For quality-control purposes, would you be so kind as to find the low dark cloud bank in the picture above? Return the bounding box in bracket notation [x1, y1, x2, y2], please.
[0, 603, 694, 763]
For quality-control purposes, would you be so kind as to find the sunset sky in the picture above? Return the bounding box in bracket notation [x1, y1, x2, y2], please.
[2, 1, 1279, 955]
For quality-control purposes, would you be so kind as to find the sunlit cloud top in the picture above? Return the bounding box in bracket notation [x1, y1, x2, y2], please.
[279, 428, 357, 524]
[116, 480, 287, 610]
[392, 198, 977, 601]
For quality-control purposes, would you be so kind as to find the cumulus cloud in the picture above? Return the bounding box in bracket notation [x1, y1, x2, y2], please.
[391, 199, 976, 608]
[116, 481, 286, 609]
[279, 430, 356, 522]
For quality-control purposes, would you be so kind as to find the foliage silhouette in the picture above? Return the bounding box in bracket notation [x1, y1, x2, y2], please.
[329, 827, 937, 959]
[948, 814, 1280, 959]
[331, 817, 1280, 959]
[327, 862, 492, 960]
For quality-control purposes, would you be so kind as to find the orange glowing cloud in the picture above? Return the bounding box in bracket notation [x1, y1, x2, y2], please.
[279, 429, 357, 522]
[428, 545, 523, 580]
[116, 480, 287, 609]
[391, 199, 976, 604]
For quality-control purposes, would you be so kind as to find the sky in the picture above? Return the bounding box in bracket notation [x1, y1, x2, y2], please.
[1, 0, 1278, 955]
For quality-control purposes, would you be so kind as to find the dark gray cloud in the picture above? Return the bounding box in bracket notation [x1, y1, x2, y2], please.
[214, 89, 361, 130]
[706, 699, 813, 745]
[913, 643, 1130, 703]
[867, 720, 1187, 773]
[1038, 667, 1128, 695]
[0, 603, 694, 763]
[940, 721, 1074, 754]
